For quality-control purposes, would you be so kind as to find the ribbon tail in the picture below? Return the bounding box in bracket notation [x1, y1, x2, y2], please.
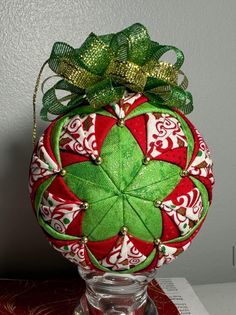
[41, 85, 85, 121]
[178, 91, 193, 114]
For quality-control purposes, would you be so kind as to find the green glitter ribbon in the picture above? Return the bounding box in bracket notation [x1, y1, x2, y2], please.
[41, 23, 193, 121]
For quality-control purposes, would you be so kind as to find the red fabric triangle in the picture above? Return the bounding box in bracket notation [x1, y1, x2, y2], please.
[166, 217, 206, 248]
[87, 235, 119, 260]
[161, 211, 180, 242]
[164, 177, 195, 202]
[47, 238, 76, 247]
[153, 147, 187, 169]
[95, 114, 117, 152]
[128, 234, 154, 256]
[125, 115, 147, 155]
[60, 151, 89, 167]
[125, 95, 149, 115]
[46, 176, 80, 201]
[44, 120, 59, 165]
[65, 211, 85, 237]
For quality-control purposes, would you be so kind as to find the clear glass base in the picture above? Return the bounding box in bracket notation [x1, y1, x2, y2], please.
[74, 268, 158, 315]
[74, 295, 157, 315]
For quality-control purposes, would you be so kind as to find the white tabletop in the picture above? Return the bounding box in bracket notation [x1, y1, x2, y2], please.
[193, 282, 236, 315]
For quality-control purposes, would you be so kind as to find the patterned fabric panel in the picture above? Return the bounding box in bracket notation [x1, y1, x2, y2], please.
[50, 239, 93, 270]
[187, 129, 214, 185]
[106, 92, 147, 118]
[40, 191, 83, 234]
[146, 112, 188, 159]
[29, 133, 61, 194]
[60, 113, 98, 159]
[157, 241, 191, 268]
[100, 234, 147, 270]
[162, 182, 203, 236]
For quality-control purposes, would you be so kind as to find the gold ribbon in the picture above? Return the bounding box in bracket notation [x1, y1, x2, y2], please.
[35, 23, 192, 124]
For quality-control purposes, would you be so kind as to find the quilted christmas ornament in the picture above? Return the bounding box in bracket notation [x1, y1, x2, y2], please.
[29, 23, 214, 274]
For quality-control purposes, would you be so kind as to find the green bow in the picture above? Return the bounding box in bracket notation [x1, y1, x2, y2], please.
[41, 23, 193, 121]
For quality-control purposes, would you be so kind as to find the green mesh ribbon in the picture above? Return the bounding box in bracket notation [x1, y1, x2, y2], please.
[41, 23, 193, 121]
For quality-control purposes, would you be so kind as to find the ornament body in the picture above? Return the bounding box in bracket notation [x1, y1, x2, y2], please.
[29, 92, 214, 273]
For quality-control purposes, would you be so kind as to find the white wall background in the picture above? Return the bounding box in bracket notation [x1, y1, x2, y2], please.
[0, 0, 235, 285]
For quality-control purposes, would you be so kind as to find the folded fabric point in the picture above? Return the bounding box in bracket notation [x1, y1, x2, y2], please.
[81, 202, 89, 210]
[120, 226, 128, 235]
[154, 200, 163, 208]
[94, 156, 103, 165]
[80, 236, 88, 244]
[143, 156, 151, 165]
[181, 170, 189, 177]
[117, 118, 125, 127]
[59, 169, 67, 176]
[154, 239, 161, 246]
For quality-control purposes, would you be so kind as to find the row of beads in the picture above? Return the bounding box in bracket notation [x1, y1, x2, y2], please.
[59, 162, 189, 178]
[79, 225, 161, 248]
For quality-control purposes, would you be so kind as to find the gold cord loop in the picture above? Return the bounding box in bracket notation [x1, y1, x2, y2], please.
[32, 59, 49, 146]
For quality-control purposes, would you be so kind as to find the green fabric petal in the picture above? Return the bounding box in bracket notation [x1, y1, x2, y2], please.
[125, 160, 181, 201]
[122, 197, 155, 241]
[64, 162, 119, 202]
[125, 196, 162, 240]
[101, 124, 144, 190]
[83, 196, 123, 241]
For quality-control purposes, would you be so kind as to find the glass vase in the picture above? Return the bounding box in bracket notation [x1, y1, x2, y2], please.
[74, 268, 158, 315]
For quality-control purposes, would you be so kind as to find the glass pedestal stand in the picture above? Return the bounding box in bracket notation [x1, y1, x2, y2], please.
[74, 268, 158, 315]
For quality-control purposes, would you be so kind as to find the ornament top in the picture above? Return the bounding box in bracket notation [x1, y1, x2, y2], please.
[37, 23, 192, 122]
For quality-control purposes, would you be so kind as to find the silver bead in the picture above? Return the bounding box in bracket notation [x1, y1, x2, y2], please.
[181, 170, 189, 177]
[154, 238, 161, 246]
[154, 200, 162, 208]
[120, 226, 128, 235]
[143, 156, 151, 165]
[94, 156, 103, 165]
[60, 169, 67, 176]
[81, 236, 88, 244]
[81, 202, 89, 210]
[117, 118, 125, 127]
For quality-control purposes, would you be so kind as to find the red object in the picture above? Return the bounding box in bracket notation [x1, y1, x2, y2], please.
[0, 278, 179, 315]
